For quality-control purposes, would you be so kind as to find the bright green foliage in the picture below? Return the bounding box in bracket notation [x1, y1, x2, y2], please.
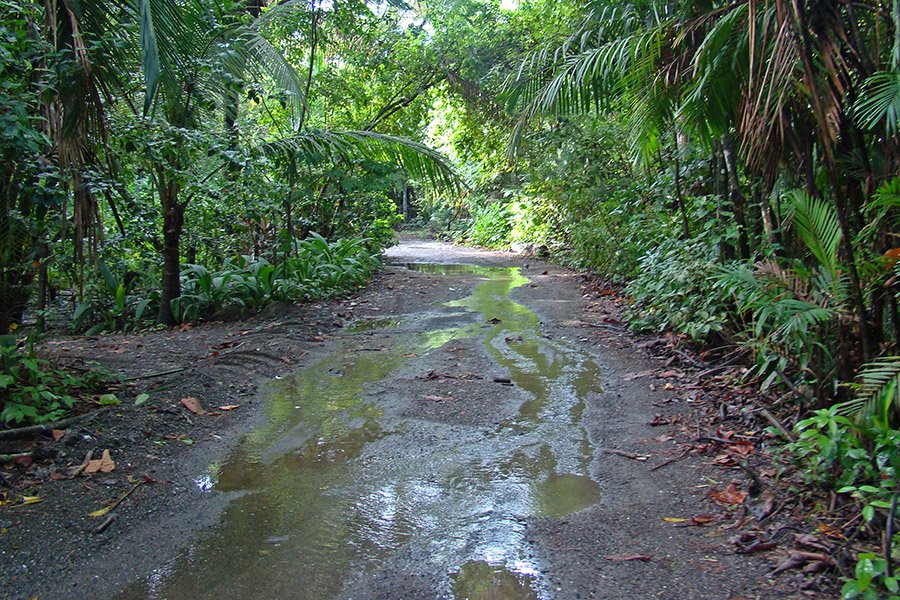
[462, 201, 514, 249]
[791, 406, 900, 599]
[0, 0, 59, 334]
[175, 234, 381, 322]
[0, 337, 114, 425]
[841, 553, 900, 599]
[839, 357, 900, 428]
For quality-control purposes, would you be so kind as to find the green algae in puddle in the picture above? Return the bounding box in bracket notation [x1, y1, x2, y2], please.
[401, 262, 497, 276]
[346, 316, 403, 332]
[533, 473, 600, 518]
[453, 560, 539, 600]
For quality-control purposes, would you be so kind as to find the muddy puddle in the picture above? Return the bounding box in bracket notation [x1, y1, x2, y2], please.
[121, 264, 602, 600]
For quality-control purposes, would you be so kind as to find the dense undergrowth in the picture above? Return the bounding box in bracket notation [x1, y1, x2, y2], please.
[3, 0, 900, 592]
[427, 104, 899, 593]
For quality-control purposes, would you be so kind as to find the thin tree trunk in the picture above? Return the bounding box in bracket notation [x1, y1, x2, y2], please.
[721, 134, 751, 259]
[671, 139, 690, 238]
[402, 186, 409, 221]
[157, 174, 184, 326]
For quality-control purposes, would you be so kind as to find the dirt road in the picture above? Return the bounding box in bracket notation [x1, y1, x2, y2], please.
[4, 239, 776, 599]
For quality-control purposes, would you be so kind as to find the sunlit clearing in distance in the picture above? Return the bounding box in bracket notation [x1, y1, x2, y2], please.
[500, 0, 519, 10]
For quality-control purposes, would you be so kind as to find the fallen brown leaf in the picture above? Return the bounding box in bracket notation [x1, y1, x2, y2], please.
[726, 441, 754, 457]
[770, 550, 833, 575]
[84, 449, 115, 474]
[709, 481, 747, 505]
[736, 540, 777, 554]
[816, 523, 846, 540]
[51, 429, 66, 442]
[648, 414, 675, 426]
[180, 397, 206, 415]
[217, 404, 240, 411]
[623, 370, 655, 381]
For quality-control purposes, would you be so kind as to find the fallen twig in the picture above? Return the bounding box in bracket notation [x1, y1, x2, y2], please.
[754, 406, 795, 442]
[650, 447, 691, 471]
[109, 480, 143, 511]
[0, 408, 108, 441]
[696, 349, 748, 379]
[121, 366, 188, 382]
[583, 322, 627, 332]
[92, 480, 144, 535]
[602, 448, 650, 461]
[0, 452, 33, 463]
[94, 514, 116, 534]
[671, 347, 704, 368]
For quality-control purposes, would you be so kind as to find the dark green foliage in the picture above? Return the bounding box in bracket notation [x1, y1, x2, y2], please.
[0, 337, 115, 425]
[0, 0, 58, 334]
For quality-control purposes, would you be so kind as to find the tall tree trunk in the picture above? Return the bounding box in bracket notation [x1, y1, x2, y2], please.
[721, 134, 751, 260]
[157, 174, 184, 325]
[789, 0, 876, 360]
[671, 137, 690, 238]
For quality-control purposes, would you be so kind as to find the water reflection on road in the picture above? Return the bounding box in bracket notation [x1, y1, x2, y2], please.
[121, 263, 602, 600]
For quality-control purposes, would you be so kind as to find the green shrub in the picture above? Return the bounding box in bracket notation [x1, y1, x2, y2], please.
[462, 201, 513, 248]
[625, 237, 729, 341]
[0, 337, 114, 425]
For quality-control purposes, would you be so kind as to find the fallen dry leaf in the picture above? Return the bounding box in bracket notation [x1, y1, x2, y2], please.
[663, 517, 688, 523]
[424, 395, 452, 402]
[648, 414, 676, 426]
[603, 554, 652, 562]
[623, 370, 655, 381]
[711, 454, 738, 466]
[51, 429, 66, 442]
[217, 404, 240, 411]
[726, 441, 754, 457]
[770, 550, 833, 575]
[736, 539, 777, 554]
[84, 449, 115, 474]
[709, 481, 747, 505]
[180, 396, 206, 415]
[816, 523, 846, 540]
[88, 505, 112, 518]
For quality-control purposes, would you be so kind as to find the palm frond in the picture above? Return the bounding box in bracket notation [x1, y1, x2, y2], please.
[507, 27, 661, 155]
[786, 189, 842, 279]
[264, 130, 461, 192]
[138, 0, 161, 115]
[678, 2, 749, 142]
[837, 356, 900, 425]
[240, 30, 305, 121]
[854, 70, 900, 138]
